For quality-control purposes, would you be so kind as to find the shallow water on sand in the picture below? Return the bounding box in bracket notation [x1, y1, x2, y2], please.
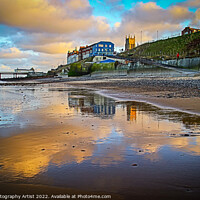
[0, 83, 200, 199]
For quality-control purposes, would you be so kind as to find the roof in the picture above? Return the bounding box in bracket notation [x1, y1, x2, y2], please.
[97, 41, 114, 45]
[183, 27, 200, 31]
[68, 50, 79, 57]
[100, 59, 115, 63]
[15, 68, 34, 71]
[80, 41, 114, 51]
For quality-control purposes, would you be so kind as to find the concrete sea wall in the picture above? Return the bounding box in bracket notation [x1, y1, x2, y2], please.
[91, 67, 187, 78]
[161, 57, 200, 69]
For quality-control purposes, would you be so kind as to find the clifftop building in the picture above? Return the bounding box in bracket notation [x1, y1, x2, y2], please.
[14, 68, 35, 73]
[67, 48, 79, 64]
[67, 41, 114, 63]
[78, 46, 86, 61]
[182, 27, 200, 35]
[78, 41, 114, 60]
[125, 35, 135, 51]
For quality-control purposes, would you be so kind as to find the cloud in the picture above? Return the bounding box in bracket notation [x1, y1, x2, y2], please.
[110, 4, 125, 12]
[0, 52, 65, 73]
[0, 0, 112, 54]
[112, 2, 194, 45]
[178, 0, 200, 8]
[114, 22, 121, 28]
[105, 0, 122, 5]
[20, 42, 74, 54]
[0, 65, 11, 71]
[0, 47, 30, 59]
[191, 8, 200, 26]
[122, 2, 193, 24]
[0, 0, 94, 34]
[169, 5, 193, 21]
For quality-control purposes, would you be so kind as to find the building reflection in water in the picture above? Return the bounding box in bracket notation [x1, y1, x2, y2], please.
[127, 105, 137, 121]
[68, 92, 115, 119]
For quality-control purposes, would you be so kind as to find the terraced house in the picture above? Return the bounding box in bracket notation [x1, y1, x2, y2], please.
[79, 41, 114, 60]
[67, 49, 79, 64]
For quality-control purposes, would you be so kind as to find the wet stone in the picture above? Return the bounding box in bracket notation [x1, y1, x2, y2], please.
[181, 134, 190, 137]
[186, 188, 193, 192]
[167, 94, 172, 98]
[132, 163, 138, 167]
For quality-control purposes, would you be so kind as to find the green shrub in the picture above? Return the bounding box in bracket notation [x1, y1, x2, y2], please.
[91, 63, 115, 72]
[68, 63, 83, 76]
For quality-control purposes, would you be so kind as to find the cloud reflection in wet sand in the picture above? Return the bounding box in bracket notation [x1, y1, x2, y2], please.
[0, 85, 200, 191]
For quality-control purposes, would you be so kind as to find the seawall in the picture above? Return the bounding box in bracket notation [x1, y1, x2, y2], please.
[160, 57, 200, 69]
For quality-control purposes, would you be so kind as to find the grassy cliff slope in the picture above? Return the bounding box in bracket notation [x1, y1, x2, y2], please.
[120, 32, 200, 60]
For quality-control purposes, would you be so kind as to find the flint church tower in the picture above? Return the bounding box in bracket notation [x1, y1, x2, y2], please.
[125, 35, 135, 51]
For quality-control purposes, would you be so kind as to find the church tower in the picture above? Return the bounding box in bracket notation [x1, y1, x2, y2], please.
[125, 35, 135, 51]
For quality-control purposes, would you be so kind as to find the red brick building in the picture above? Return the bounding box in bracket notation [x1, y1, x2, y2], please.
[78, 45, 95, 61]
[78, 46, 86, 61]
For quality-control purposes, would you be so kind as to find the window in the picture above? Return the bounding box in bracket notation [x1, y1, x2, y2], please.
[105, 49, 107, 51]
[102, 49, 103, 51]
[109, 45, 111, 47]
[105, 45, 107, 47]
[98, 49, 100, 51]
[99, 44, 103, 47]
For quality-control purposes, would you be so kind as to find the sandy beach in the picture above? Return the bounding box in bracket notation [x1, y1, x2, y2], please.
[1, 76, 200, 115]
[61, 76, 200, 115]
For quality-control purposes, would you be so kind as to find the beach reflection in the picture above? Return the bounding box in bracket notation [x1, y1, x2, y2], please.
[0, 85, 200, 190]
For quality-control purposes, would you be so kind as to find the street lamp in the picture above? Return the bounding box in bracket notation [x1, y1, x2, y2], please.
[157, 30, 159, 40]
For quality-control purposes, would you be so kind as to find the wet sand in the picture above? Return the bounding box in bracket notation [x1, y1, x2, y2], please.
[2, 76, 200, 115]
[64, 76, 200, 115]
[0, 78, 200, 200]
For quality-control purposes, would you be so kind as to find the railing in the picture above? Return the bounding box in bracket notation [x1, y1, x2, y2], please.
[0, 72, 28, 79]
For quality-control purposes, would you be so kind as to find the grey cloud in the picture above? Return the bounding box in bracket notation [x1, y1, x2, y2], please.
[177, 0, 200, 8]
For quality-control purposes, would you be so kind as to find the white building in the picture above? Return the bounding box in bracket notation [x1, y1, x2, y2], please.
[67, 54, 79, 64]
[67, 49, 79, 64]
[14, 68, 35, 73]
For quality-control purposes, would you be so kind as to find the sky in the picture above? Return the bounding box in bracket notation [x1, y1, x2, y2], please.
[0, 0, 199, 72]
